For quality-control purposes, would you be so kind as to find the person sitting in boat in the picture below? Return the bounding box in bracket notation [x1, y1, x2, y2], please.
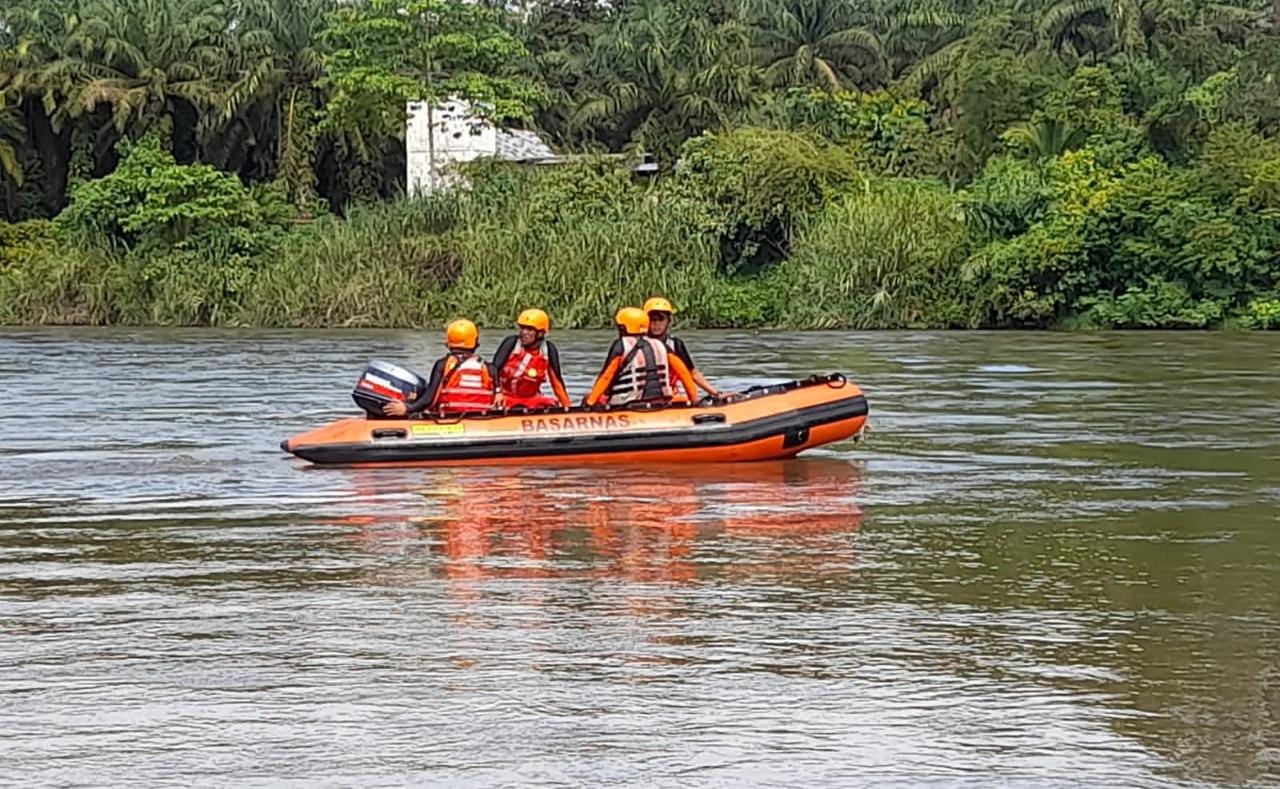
[583, 307, 698, 407]
[382, 319, 497, 417]
[643, 296, 726, 403]
[490, 309, 572, 410]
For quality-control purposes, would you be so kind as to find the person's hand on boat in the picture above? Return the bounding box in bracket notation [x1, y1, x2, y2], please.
[493, 392, 506, 410]
[694, 391, 742, 406]
[382, 401, 408, 417]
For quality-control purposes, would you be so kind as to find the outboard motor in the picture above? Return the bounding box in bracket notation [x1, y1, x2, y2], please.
[352, 360, 428, 418]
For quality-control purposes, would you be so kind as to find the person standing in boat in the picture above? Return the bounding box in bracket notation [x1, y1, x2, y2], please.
[490, 309, 572, 410]
[584, 307, 698, 407]
[643, 296, 725, 402]
[382, 319, 498, 417]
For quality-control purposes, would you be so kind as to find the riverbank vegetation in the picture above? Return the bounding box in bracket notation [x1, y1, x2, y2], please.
[3, 0, 1280, 329]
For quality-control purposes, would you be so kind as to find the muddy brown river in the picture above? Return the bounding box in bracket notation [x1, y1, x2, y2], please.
[1, 328, 1277, 786]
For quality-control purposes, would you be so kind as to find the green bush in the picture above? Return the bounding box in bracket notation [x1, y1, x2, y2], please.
[520, 159, 643, 228]
[0, 219, 55, 269]
[664, 128, 862, 275]
[963, 156, 1052, 239]
[1236, 296, 1280, 329]
[764, 89, 938, 177]
[1077, 276, 1225, 329]
[58, 134, 292, 253]
[968, 143, 1280, 327]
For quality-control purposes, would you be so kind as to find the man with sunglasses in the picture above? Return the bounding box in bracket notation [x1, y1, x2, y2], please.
[643, 297, 725, 403]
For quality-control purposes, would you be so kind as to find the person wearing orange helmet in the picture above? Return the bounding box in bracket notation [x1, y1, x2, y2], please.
[490, 308, 572, 410]
[584, 307, 698, 407]
[383, 318, 498, 416]
[643, 296, 726, 402]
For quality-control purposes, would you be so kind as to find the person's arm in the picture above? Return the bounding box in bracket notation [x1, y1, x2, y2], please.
[693, 369, 719, 397]
[489, 338, 516, 408]
[668, 354, 698, 403]
[545, 341, 572, 407]
[490, 336, 517, 382]
[386, 357, 446, 417]
[672, 337, 696, 371]
[415, 357, 448, 412]
[585, 340, 625, 406]
[673, 337, 719, 396]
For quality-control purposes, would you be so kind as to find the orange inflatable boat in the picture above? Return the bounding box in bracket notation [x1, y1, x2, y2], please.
[281, 373, 869, 467]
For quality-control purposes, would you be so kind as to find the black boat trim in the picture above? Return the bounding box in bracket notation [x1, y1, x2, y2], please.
[289, 393, 869, 465]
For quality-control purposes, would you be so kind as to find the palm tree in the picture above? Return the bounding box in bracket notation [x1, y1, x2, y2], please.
[0, 0, 88, 212]
[1000, 116, 1086, 157]
[1035, 0, 1147, 57]
[573, 0, 758, 161]
[0, 108, 24, 187]
[890, 0, 1046, 96]
[519, 0, 609, 149]
[876, 0, 974, 82]
[48, 0, 230, 154]
[0, 36, 22, 187]
[746, 0, 887, 91]
[212, 0, 333, 212]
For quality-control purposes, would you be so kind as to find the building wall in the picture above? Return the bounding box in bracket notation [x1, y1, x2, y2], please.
[406, 98, 498, 196]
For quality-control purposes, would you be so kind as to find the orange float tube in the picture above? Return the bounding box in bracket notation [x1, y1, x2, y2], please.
[280, 373, 869, 467]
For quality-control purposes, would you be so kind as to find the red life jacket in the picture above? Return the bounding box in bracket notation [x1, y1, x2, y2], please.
[500, 343, 551, 398]
[608, 336, 672, 406]
[436, 354, 495, 413]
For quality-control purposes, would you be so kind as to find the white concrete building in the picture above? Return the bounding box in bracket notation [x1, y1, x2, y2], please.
[405, 96, 657, 196]
[406, 97, 558, 196]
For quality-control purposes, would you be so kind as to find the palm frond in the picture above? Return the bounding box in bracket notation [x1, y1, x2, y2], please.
[894, 37, 965, 94]
[819, 26, 885, 57]
[814, 56, 841, 90]
[0, 139, 23, 186]
[890, 10, 965, 32]
[1038, 0, 1106, 38]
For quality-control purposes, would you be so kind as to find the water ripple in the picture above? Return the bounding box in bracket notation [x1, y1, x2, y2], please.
[1, 328, 1278, 787]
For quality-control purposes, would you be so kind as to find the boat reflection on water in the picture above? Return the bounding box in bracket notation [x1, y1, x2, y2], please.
[332, 457, 865, 585]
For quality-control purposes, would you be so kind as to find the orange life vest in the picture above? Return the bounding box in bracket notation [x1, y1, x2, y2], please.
[500, 343, 551, 398]
[436, 354, 495, 413]
[608, 336, 672, 406]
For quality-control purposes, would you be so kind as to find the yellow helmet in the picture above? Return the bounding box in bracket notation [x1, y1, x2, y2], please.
[614, 307, 649, 335]
[445, 318, 479, 350]
[643, 296, 676, 315]
[516, 308, 550, 332]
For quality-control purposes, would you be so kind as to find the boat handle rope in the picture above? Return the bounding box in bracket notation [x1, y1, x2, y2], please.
[411, 373, 850, 423]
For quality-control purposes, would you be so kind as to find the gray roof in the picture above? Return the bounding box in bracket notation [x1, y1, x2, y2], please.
[496, 128, 558, 161]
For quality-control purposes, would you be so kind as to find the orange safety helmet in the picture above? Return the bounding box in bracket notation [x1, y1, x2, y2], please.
[614, 307, 649, 335]
[445, 318, 479, 350]
[643, 297, 676, 315]
[517, 308, 550, 333]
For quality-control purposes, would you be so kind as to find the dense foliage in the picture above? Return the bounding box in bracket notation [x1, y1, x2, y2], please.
[2, 0, 1279, 328]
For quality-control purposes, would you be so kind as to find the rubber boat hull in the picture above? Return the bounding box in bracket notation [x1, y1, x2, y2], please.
[281, 374, 869, 467]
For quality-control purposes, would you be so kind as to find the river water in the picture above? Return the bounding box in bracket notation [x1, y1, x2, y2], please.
[1, 328, 1277, 787]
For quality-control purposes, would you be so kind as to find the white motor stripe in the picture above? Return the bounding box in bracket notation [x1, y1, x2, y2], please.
[363, 373, 396, 390]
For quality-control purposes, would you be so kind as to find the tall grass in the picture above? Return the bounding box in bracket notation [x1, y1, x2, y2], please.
[0, 157, 980, 329]
[240, 201, 463, 327]
[772, 180, 983, 328]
